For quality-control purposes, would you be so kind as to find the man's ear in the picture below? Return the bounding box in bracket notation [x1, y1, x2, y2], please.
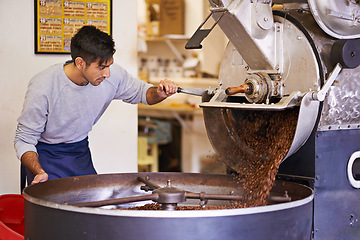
[75, 57, 86, 69]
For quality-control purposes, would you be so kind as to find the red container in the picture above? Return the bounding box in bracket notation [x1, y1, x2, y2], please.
[0, 194, 24, 240]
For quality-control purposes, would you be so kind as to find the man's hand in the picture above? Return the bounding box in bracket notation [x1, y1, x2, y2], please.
[146, 79, 178, 105]
[32, 172, 49, 185]
[21, 151, 49, 185]
[157, 79, 178, 98]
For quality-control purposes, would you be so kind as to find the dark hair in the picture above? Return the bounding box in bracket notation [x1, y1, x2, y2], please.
[70, 26, 116, 65]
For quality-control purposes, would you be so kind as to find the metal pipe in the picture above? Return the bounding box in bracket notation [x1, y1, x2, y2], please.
[137, 176, 161, 190]
[72, 194, 159, 208]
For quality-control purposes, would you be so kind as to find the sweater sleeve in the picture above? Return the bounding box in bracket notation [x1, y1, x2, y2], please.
[110, 64, 153, 105]
[14, 78, 49, 160]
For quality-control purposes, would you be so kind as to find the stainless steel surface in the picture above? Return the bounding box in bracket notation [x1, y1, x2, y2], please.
[198, 10, 321, 111]
[280, 9, 360, 131]
[319, 66, 360, 130]
[212, 14, 320, 98]
[23, 172, 314, 240]
[308, 0, 360, 39]
[201, 90, 305, 110]
[284, 91, 319, 159]
[200, 11, 323, 165]
[209, 1, 277, 71]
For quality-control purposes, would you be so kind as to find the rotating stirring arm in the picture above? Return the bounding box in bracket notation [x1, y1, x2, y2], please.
[71, 176, 244, 210]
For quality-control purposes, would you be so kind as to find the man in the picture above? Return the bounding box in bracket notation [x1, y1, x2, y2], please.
[14, 26, 178, 185]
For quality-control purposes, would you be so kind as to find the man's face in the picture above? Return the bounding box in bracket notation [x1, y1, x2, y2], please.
[82, 57, 114, 86]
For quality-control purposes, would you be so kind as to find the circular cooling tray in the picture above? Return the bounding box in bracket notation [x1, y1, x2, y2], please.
[22, 172, 314, 240]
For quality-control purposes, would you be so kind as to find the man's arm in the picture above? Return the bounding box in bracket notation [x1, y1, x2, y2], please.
[146, 79, 178, 105]
[21, 151, 48, 184]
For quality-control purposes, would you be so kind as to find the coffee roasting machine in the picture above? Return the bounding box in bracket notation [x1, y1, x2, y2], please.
[23, 0, 359, 239]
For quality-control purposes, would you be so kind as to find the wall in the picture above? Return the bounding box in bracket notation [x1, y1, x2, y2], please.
[0, 0, 138, 194]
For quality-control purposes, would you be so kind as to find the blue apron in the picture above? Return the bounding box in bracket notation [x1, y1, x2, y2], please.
[25, 137, 97, 184]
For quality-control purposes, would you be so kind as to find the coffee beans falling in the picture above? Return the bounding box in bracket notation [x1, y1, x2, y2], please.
[223, 107, 299, 207]
[121, 107, 299, 210]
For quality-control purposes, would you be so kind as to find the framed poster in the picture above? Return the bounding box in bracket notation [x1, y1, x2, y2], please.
[35, 0, 112, 54]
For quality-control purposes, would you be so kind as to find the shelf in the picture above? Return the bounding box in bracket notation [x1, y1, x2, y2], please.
[139, 35, 190, 63]
[149, 77, 218, 87]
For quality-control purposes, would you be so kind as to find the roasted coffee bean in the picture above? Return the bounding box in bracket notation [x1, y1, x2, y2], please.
[222, 107, 299, 207]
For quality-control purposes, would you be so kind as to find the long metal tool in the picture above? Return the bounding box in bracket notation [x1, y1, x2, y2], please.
[163, 86, 207, 96]
[177, 87, 207, 96]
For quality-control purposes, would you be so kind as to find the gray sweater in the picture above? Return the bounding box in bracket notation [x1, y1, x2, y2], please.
[14, 62, 153, 160]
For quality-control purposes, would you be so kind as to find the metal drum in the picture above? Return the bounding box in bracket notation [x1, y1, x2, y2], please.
[23, 172, 313, 240]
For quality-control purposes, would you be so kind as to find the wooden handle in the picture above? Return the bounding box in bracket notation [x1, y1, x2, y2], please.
[225, 84, 251, 95]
